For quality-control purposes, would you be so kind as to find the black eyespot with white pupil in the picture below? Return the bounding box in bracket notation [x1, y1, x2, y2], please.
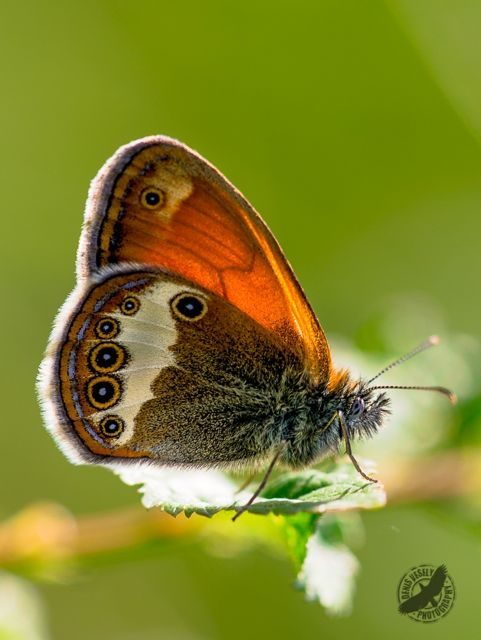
[92, 381, 114, 401]
[89, 342, 126, 374]
[171, 293, 207, 321]
[140, 187, 165, 209]
[86, 376, 121, 410]
[99, 415, 124, 438]
[95, 318, 120, 339]
[120, 296, 140, 315]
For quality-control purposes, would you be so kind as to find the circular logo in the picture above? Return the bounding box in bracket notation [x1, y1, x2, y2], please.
[397, 564, 455, 623]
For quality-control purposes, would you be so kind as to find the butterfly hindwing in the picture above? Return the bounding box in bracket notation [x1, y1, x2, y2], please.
[40, 266, 306, 468]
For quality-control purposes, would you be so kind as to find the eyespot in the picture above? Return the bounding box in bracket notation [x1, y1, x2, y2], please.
[89, 342, 126, 374]
[99, 415, 125, 439]
[95, 318, 120, 339]
[351, 397, 365, 418]
[120, 296, 140, 316]
[86, 376, 122, 410]
[171, 293, 207, 322]
[140, 186, 165, 209]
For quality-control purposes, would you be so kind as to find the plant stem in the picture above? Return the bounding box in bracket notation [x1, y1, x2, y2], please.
[379, 448, 481, 504]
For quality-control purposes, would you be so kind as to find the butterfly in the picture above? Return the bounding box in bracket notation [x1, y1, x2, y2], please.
[38, 136, 455, 518]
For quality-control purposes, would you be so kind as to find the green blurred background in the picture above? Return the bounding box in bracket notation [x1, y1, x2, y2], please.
[1, 0, 480, 638]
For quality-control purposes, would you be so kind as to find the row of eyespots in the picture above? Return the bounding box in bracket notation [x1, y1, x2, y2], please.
[84, 296, 142, 438]
[85, 292, 207, 441]
[93, 295, 141, 343]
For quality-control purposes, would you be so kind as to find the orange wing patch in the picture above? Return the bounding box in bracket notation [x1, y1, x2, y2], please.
[79, 137, 331, 382]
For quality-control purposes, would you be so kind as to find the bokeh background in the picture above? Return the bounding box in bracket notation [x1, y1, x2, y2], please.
[1, 0, 480, 638]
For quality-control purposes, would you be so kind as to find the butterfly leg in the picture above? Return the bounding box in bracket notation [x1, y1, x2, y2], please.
[338, 411, 377, 483]
[231, 444, 286, 522]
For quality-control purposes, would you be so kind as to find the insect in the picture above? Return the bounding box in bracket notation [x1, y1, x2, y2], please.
[38, 136, 455, 519]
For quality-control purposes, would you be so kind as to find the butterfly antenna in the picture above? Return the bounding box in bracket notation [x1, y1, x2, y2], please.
[369, 384, 457, 404]
[367, 335, 440, 385]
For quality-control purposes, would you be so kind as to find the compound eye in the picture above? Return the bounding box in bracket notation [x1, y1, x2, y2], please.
[351, 397, 365, 418]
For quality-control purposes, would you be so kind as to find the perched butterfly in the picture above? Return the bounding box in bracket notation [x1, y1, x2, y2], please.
[38, 137, 454, 518]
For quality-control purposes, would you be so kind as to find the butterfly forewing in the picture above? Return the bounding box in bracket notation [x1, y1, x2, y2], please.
[79, 137, 330, 382]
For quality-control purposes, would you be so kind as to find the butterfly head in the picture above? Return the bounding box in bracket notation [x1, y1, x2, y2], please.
[322, 374, 390, 443]
[309, 336, 456, 479]
[341, 380, 390, 438]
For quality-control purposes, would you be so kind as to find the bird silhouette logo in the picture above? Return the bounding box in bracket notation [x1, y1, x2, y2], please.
[397, 564, 455, 622]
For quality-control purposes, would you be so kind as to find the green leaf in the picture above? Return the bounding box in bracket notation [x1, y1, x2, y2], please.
[112, 457, 386, 519]
[113, 458, 379, 615]
[276, 512, 319, 572]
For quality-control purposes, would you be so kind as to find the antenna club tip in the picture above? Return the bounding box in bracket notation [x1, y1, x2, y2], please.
[428, 335, 441, 346]
[437, 386, 457, 405]
[448, 391, 457, 405]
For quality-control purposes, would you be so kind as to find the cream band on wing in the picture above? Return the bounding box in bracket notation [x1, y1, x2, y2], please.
[88, 280, 199, 448]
